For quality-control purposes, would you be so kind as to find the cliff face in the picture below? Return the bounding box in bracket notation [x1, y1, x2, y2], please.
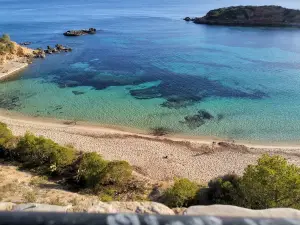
[0, 41, 33, 65]
[191, 6, 300, 27]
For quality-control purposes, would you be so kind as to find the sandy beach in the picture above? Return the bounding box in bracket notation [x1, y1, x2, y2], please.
[0, 110, 299, 183]
[0, 59, 29, 80]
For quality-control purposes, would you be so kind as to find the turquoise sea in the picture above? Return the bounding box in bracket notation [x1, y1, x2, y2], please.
[1, 0, 300, 143]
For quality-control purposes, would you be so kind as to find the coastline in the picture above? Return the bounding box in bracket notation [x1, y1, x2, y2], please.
[0, 109, 300, 149]
[0, 59, 29, 81]
[0, 109, 299, 182]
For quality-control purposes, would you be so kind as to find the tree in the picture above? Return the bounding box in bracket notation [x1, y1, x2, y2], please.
[0, 122, 13, 149]
[100, 160, 132, 186]
[16, 132, 76, 174]
[238, 154, 300, 209]
[163, 178, 199, 207]
[207, 173, 240, 205]
[77, 152, 108, 188]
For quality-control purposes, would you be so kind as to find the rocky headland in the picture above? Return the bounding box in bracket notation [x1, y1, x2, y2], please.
[0, 34, 72, 80]
[185, 5, 300, 27]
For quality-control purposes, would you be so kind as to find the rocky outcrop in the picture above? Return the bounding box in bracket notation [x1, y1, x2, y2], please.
[184, 205, 300, 218]
[13, 203, 72, 212]
[186, 6, 300, 27]
[2, 202, 300, 218]
[63, 28, 96, 36]
[0, 202, 16, 211]
[32, 44, 72, 58]
[44, 44, 72, 54]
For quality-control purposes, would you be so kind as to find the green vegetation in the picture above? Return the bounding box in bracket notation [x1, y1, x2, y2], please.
[100, 161, 132, 186]
[205, 154, 300, 209]
[0, 123, 136, 200]
[163, 178, 199, 207]
[0, 122, 300, 209]
[0, 122, 14, 150]
[0, 34, 14, 55]
[16, 133, 76, 174]
[77, 152, 108, 188]
[207, 173, 240, 205]
[238, 155, 300, 209]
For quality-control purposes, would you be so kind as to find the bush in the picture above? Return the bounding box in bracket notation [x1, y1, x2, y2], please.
[100, 160, 133, 186]
[77, 152, 108, 188]
[163, 178, 199, 207]
[208, 155, 300, 210]
[207, 173, 240, 205]
[238, 154, 300, 209]
[0, 122, 14, 150]
[16, 133, 76, 174]
[0, 34, 10, 43]
[0, 34, 14, 55]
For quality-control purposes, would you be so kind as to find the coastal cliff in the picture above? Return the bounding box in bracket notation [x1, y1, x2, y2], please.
[186, 6, 300, 27]
[0, 34, 34, 80]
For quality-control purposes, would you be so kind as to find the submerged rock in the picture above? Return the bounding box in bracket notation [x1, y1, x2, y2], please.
[72, 91, 85, 95]
[181, 110, 215, 129]
[63, 28, 97, 36]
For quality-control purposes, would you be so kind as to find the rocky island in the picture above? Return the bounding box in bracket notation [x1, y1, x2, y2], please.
[63, 28, 96, 36]
[185, 5, 300, 27]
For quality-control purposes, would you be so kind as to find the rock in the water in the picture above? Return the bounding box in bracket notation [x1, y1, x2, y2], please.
[184, 17, 191, 21]
[72, 91, 85, 95]
[110, 202, 175, 215]
[20, 42, 32, 46]
[184, 205, 300, 218]
[0, 202, 16, 211]
[63, 28, 97, 36]
[181, 110, 214, 129]
[33, 48, 46, 58]
[13, 203, 72, 212]
[189, 6, 300, 27]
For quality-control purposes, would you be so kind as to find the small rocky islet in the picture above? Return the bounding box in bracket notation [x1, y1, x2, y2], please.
[33, 44, 72, 58]
[63, 28, 97, 36]
[184, 5, 300, 27]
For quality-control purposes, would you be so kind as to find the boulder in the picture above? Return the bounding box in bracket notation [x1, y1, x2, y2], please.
[87, 202, 117, 213]
[184, 205, 300, 219]
[13, 203, 72, 212]
[110, 202, 175, 215]
[33, 49, 46, 58]
[0, 202, 16, 211]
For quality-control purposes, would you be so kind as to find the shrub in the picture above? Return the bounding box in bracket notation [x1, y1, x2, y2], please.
[16, 133, 76, 174]
[23, 191, 37, 203]
[0, 34, 14, 55]
[207, 173, 240, 205]
[163, 178, 199, 207]
[207, 155, 300, 210]
[0, 122, 14, 150]
[238, 154, 300, 209]
[77, 152, 108, 188]
[0, 34, 10, 43]
[100, 160, 133, 186]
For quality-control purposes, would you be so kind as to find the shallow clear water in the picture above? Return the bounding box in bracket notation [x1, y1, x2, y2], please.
[1, 0, 300, 143]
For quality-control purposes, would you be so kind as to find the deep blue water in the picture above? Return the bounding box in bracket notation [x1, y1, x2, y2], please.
[1, 0, 300, 143]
